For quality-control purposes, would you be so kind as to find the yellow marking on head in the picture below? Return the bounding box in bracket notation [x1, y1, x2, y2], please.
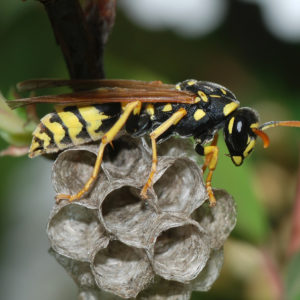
[194, 109, 206, 121]
[221, 88, 227, 95]
[243, 139, 256, 158]
[228, 117, 235, 134]
[175, 83, 181, 90]
[250, 122, 259, 128]
[41, 114, 66, 148]
[198, 91, 208, 102]
[162, 103, 172, 112]
[247, 135, 251, 144]
[78, 106, 109, 141]
[210, 94, 221, 98]
[232, 156, 243, 165]
[57, 110, 84, 145]
[194, 97, 201, 103]
[223, 102, 239, 116]
[187, 80, 197, 86]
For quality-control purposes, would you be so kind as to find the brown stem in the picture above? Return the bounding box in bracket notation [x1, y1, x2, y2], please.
[38, 0, 116, 80]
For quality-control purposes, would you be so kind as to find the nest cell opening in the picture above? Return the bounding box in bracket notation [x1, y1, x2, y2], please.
[153, 158, 203, 213]
[192, 189, 237, 249]
[153, 224, 209, 282]
[100, 186, 157, 248]
[48, 204, 107, 262]
[102, 136, 149, 178]
[53, 150, 97, 193]
[102, 186, 142, 216]
[92, 240, 153, 298]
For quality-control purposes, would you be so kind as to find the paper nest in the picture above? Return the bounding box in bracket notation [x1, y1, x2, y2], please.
[47, 135, 237, 299]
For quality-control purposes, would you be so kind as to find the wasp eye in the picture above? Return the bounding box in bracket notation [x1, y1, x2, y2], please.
[224, 108, 259, 166]
[236, 121, 243, 132]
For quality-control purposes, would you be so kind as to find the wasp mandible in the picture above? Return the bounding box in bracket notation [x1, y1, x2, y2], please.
[8, 79, 300, 206]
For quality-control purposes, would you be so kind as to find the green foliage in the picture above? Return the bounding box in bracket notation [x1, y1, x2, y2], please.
[0, 92, 35, 146]
[214, 137, 269, 244]
[285, 252, 300, 300]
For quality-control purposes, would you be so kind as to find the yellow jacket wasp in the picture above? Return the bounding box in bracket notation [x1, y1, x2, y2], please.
[8, 78, 300, 206]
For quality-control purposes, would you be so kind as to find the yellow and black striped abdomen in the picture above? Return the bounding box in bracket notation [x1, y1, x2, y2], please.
[29, 103, 121, 157]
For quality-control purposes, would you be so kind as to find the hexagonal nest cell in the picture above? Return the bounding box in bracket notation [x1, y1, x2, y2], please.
[48, 135, 237, 299]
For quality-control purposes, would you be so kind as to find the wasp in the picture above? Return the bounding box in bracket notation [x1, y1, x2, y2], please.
[8, 78, 300, 206]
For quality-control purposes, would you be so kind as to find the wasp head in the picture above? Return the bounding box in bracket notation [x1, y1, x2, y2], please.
[224, 107, 260, 166]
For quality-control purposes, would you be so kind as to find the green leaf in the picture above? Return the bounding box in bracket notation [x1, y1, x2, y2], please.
[0, 92, 35, 146]
[212, 136, 270, 244]
[285, 251, 300, 300]
[0, 92, 26, 134]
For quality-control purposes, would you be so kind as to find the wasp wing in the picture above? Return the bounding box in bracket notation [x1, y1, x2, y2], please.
[7, 87, 196, 109]
[17, 78, 175, 92]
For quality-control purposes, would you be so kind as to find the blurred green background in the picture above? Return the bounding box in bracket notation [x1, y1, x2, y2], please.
[1, 0, 300, 299]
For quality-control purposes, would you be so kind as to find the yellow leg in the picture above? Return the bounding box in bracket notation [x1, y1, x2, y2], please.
[202, 133, 218, 173]
[140, 108, 187, 199]
[56, 101, 141, 203]
[203, 145, 219, 207]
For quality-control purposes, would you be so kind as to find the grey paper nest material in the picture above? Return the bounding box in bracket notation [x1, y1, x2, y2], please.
[47, 135, 237, 299]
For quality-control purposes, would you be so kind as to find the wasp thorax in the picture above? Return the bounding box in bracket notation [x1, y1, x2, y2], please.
[224, 107, 259, 166]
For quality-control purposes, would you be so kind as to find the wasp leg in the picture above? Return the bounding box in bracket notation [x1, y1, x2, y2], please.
[203, 145, 219, 207]
[140, 108, 187, 199]
[56, 101, 142, 203]
[202, 133, 219, 173]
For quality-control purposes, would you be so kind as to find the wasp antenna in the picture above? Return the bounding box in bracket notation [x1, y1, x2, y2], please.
[257, 120, 300, 148]
[259, 120, 300, 131]
[252, 128, 270, 148]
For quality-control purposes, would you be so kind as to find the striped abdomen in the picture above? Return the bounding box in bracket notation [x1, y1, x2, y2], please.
[29, 103, 121, 157]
